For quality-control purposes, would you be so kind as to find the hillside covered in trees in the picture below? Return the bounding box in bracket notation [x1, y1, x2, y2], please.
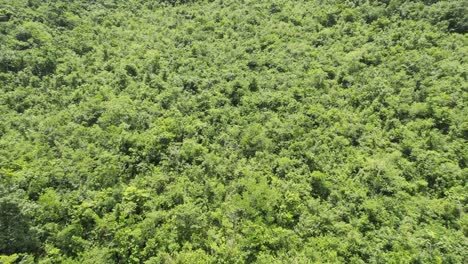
[0, 0, 467, 263]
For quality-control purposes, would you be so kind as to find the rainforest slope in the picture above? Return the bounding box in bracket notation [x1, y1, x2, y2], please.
[0, 0, 467, 263]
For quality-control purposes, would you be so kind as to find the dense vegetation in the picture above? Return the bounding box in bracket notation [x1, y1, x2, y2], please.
[0, 0, 467, 263]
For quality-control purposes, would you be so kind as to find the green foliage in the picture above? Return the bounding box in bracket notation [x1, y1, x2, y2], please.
[0, 0, 466, 262]
[0, 185, 39, 255]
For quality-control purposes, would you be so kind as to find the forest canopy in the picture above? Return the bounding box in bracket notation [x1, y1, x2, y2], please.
[0, 0, 467, 263]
